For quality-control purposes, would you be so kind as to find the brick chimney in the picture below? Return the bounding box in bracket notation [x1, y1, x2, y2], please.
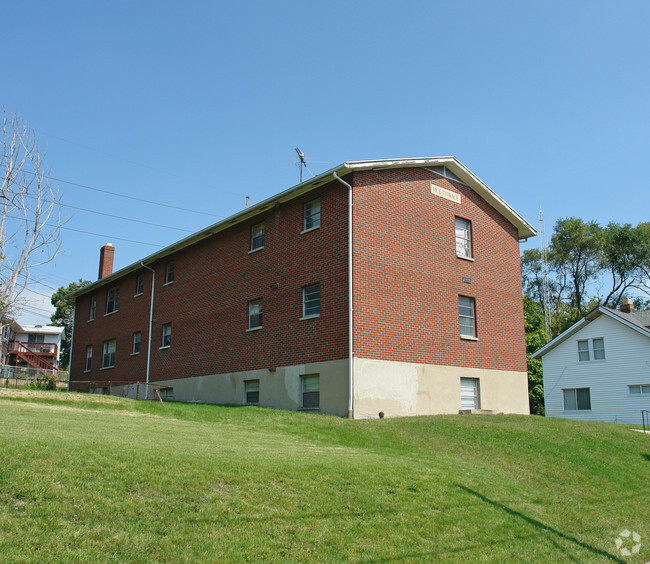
[620, 298, 634, 313]
[98, 243, 115, 279]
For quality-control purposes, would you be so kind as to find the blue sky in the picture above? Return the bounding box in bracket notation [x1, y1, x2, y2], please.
[2, 1, 649, 324]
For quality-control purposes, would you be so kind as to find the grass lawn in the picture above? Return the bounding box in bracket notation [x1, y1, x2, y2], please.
[0, 389, 648, 562]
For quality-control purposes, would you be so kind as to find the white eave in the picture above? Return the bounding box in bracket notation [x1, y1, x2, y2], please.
[530, 306, 650, 359]
[71, 156, 536, 299]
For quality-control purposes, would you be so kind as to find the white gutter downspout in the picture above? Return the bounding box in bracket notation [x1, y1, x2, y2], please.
[68, 305, 75, 392]
[141, 262, 156, 400]
[333, 171, 354, 419]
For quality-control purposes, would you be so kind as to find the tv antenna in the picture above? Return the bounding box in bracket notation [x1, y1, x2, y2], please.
[295, 147, 307, 183]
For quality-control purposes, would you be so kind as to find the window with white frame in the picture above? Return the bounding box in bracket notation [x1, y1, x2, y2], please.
[251, 222, 265, 251]
[303, 198, 321, 231]
[302, 283, 321, 318]
[577, 338, 605, 362]
[459, 296, 476, 338]
[301, 374, 320, 409]
[161, 324, 171, 348]
[89, 295, 97, 320]
[164, 262, 175, 284]
[245, 379, 260, 404]
[133, 332, 141, 354]
[85, 345, 92, 371]
[102, 339, 116, 369]
[629, 384, 650, 395]
[563, 388, 591, 410]
[455, 217, 472, 258]
[248, 300, 262, 329]
[106, 287, 119, 315]
[135, 273, 145, 296]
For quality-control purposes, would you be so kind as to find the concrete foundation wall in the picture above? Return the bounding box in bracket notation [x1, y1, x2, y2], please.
[353, 357, 529, 419]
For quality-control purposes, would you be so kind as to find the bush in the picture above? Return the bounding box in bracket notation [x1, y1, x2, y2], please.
[28, 375, 57, 391]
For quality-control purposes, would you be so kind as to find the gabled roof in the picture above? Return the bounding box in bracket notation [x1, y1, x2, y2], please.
[531, 306, 650, 359]
[71, 156, 536, 299]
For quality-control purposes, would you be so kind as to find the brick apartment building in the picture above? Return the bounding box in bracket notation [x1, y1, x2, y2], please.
[69, 157, 536, 418]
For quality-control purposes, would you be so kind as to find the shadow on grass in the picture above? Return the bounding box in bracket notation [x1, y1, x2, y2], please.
[642, 454, 650, 462]
[455, 485, 624, 563]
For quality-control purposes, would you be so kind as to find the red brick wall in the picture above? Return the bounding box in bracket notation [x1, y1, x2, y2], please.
[351, 167, 527, 372]
[70, 180, 350, 388]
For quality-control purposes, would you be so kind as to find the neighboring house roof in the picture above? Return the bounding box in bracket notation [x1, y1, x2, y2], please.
[531, 306, 650, 359]
[11, 322, 65, 339]
[71, 156, 537, 299]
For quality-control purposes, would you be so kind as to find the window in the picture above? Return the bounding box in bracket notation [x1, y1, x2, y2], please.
[455, 217, 472, 258]
[629, 384, 650, 395]
[161, 324, 171, 348]
[27, 334, 45, 344]
[302, 374, 320, 409]
[102, 339, 116, 369]
[135, 273, 145, 296]
[563, 388, 591, 410]
[577, 338, 605, 362]
[302, 284, 321, 318]
[164, 262, 175, 285]
[245, 379, 260, 404]
[251, 222, 265, 251]
[248, 300, 263, 329]
[133, 332, 141, 354]
[89, 295, 97, 320]
[460, 378, 480, 410]
[459, 296, 476, 338]
[303, 198, 321, 231]
[85, 345, 92, 371]
[106, 286, 119, 314]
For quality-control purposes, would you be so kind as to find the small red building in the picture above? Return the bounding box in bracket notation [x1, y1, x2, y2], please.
[69, 157, 535, 418]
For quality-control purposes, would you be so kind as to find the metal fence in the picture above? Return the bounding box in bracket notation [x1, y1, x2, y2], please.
[0, 364, 68, 388]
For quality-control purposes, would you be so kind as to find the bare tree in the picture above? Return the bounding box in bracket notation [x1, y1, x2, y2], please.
[1, 108, 62, 321]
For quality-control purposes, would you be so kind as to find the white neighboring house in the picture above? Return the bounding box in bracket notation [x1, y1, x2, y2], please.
[531, 300, 650, 425]
[2, 322, 65, 370]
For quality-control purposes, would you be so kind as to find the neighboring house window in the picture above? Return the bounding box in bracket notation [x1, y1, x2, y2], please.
[563, 388, 591, 410]
[459, 296, 476, 338]
[165, 262, 175, 284]
[245, 379, 260, 404]
[106, 286, 119, 314]
[302, 284, 321, 318]
[629, 384, 650, 395]
[303, 198, 321, 231]
[89, 296, 97, 320]
[102, 339, 116, 369]
[577, 338, 605, 362]
[302, 374, 320, 409]
[27, 334, 45, 344]
[248, 300, 262, 329]
[133, 332, 141, 354]
[135, 273, 145, 296]
[251, 222, 265, 251]
[161, 324, 171, 348]
[85, 345, 92, 371]
[455, 217, 472, 258]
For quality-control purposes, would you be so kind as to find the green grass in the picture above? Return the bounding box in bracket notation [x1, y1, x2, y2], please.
[1, 389, 648, 562]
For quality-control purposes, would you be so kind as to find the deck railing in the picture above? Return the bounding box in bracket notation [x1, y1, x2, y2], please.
[9, 341, 58, 356]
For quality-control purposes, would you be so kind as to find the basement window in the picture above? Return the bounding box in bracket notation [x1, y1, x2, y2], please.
[563, 388, 591, 410]
[245, 379, 260, 404]
[301, 374, 320, 409]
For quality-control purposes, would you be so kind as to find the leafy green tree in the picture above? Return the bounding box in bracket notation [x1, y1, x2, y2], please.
[50, 279, 91, 368]
[523, 297, 545, 415]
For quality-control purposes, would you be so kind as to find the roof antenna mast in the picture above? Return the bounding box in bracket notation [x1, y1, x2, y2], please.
[539, 207, 552, 342]
[295, 147, 307, 183]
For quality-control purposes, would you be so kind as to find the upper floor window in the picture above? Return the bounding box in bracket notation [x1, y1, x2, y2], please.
[251, 222, 265, 251]
[133, 332, 141, 354]
[85, 345, 92, 371]
[89, 295, 97, 320]
[161, 324, 171, 348]
[248, 300, 263, 330]
[102, 339, 116, 369]
[135, 273, 145, 296]
[106, 287, 119, 315]
[303, 198, 321, 231]
[164, 262, 175, 285]
[455, 217, 472, 259]
[459, 296, 476, 338]
[629, 384, 650, 395]
[577, 338, 605, 362]
[563, 388, 591, 410]
[302, 284, 321, 318]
